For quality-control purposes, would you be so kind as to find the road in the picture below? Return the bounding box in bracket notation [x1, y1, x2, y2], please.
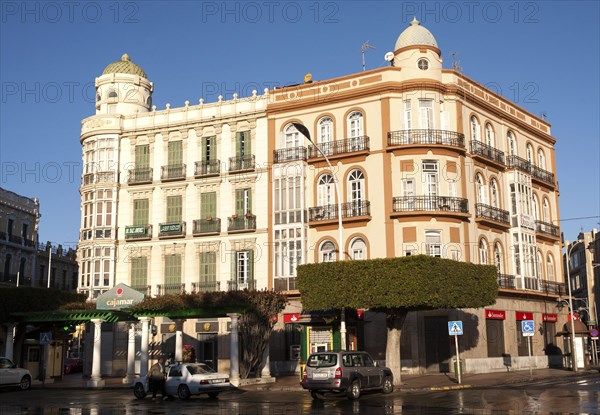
[0, 375, 598, 414]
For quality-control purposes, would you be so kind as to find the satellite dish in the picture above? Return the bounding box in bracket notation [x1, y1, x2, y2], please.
[304, 73, 313, 83]
[384, 52, 394, 62]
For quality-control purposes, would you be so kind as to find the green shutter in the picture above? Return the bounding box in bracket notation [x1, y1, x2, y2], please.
[166, 195, 182, 222]
[201, 192, 216, 218]
[201, 137, 208, 161]
[135, 145, 150, 168]
[247, 189, 252, 213]
[232, 251, 238, 284]
[133, 199, 149, 226]
[165, 254, 181, 285]
[168, 141, 183, 165]
[248, 250, 254, 283]
[199, 252, 216, 284]
[202, 136, 216, 161]
[131, 257, 147, 289]
[236, 131, 251, 157]
[235, 189, 245, 216]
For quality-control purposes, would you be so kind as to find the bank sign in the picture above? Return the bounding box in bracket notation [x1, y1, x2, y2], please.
[96, 283, 145, 310]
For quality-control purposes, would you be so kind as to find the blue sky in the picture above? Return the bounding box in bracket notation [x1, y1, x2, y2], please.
[1, 0, 598, 247]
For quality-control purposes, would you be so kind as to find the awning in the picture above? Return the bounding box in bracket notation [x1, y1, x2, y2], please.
[556, 320, 589, 336]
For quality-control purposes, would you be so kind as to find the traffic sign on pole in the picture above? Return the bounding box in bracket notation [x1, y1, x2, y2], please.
[521, 320, 535, 337]
[448, 321, 463, 336]
[40, 332, 52, 345]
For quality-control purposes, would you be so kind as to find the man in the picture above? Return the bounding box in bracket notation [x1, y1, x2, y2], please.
[149, 357, 167, 400]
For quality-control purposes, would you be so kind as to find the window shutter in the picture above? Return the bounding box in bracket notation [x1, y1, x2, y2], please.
[133, 199, 149, 226]
[231, 251, 238, 284]
[168, 141, 183, 165]
[235, 189, 245, 216]
[201, 137, 208, 161]
[248, 250, 254, 282]
[201, 192, 216, 218]
[247, 189, 252, 213]
[166, 195, 182, 222]
[236, 132, 242, 157]
[135, 145, 150, 168]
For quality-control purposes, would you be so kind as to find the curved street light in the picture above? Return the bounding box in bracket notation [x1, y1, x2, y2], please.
[565, 239, 583, 371]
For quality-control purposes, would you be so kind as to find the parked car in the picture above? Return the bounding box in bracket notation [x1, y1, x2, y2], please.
[133, 362, 232, 400]
[301, 351, 393, 400]
[0, 357, 31, 391]
[63, 358, 83, 374]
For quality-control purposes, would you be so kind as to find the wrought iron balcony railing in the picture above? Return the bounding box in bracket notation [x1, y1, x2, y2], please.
[531, 165, 555, 185]
[158, 221, 186, 238]
[128, 167, 153, 184]
[228, 215, 256, 232]
[387, 129, 465, 148]
[470, 140, 505, 165]
[131, 284, 151, 296]
[193, 218, 221, 235]
[308, 200, 371, 221]
[229, 155, 255, 172]
[124, 224, 152, 240]
[497, 274, 516, 289]
[157, 283, 185, 295]
[161, 164, 186, 180]
[392, 196, 468, 213]
[192, 281, 220, 293]
[227, 279, 256, 291]
[274, 147, 308, 163]
[475, 203, 510, 225]
[535, 220, 559, 237]
[506, 155, 531, 173]
[194, 160, 221, 177]
[308, 136, 369, 158]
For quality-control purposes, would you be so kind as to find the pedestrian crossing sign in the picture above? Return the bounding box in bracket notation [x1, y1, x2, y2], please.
[448, 321, 463, 336]
[40, 332, 52, 345]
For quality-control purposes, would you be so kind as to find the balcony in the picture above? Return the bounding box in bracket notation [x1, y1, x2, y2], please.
[191, 281, 220, 293]
[228, 215, 256, 233]
[227, 279, 256, 291]
[392, 196, 469, 215]
[470, 140, 505, 167]
[274, 277, 297, 292]
[475, 203, 510, 228]
[539, 280, 564, 295]
[535, 220, 560, 241]
[531, 165, 555, 186]
[131, 284, 151, 296]
[308, 136, 369, 159]
[274, 147, 308, 163]
[387, 129, 465, 149]
[161, 164, 186, 181]
[506, 155, 531, 174]
[194, 160, 221, 177]
[158, 222, 186, 239]
[308, 201, 371, 223]
[157, 283, 185, 295]
[497, 274, 516, 289]
[128, 167, 153, 184]
[124, 224, 152, 241]
[229, 155, 255, 172]
[193, 218, 221, 236]
[9, 235, 22, 244]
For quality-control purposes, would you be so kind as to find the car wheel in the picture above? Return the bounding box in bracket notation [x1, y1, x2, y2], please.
[382, 376, 393, 394]
[133, 382, 146, 399]
[207, 392, 219, 399]
[347, 380, 361, 400]
[177, 384, 191, 400]
[18, 375, 31, 391]
[310, 390, 321, 400]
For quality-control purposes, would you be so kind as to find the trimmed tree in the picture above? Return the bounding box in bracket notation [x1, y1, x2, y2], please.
[297, 255, 498, 385]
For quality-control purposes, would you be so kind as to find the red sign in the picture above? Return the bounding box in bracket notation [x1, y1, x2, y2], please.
[284, 313, 300, 323]
[542, 313, 558, 322]
[357, 309, 364, 319]
[485, 309, 506, 320]
[516, 312, 533, 320]
[568, 313, 579, 321]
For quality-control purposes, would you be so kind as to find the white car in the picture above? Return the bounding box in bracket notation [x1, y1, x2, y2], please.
[0, 357, 31, 391]
[133, 362, 232, 400]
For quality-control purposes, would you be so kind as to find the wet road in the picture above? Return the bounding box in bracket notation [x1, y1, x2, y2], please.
[0, 375, 598, 414]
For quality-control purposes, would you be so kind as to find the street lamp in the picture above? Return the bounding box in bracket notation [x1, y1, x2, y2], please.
[291, 122, 347, 351]
[564, 239, 583, 371]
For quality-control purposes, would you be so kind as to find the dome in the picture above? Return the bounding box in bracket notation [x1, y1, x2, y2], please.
[395, 17, 439, 51]
[102, 53, 147, 78]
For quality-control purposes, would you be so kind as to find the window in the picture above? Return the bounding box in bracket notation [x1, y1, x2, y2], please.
[403, 100, 412, 131]
[236, 130, 251, 157]
[417, 58, 429, 70]
[425, 231, 441, 257]
[235, 250, 253, 288]
[526, 144, 534, 165]
[419, 100, 433, 130]
[402, 178, 415, 209]
[201, 136, 216, 161]
[131, 257, 148, 291]
[235, 188, 252, 215]
[319, 240, 337, 262]
[486, 320, 505, 357]
[538, 149, 546, 170]
[479, 239, 489, 264]
[200, 192, 216, 219]
[284, 124, 300, 148]
[471, 116, 481, 141]
[536, 251, 543, 279]
[475, 174, 487, 205]
[347, 169, 365, 204]
[422, 161, 438, 203]
[91, 246, 112, 288]
[507, 131, 516, 156]
[168, 141, 183, 166]
[135, 144, 150, 168]
[318, 117, 333, 145]
[490, 180, 499, 208]
[274, 228, 303, 278]
[543, 198, 550, 223]
[273, 167, 303, 225]
[347, 111, 363, 138]
[199, 252, 217, 290]
[107, 90, 118, 100]
[532, 195, 539, 220]
[350, 238, 367, 260]
[317, 174, 335, 207]
[166, 195, 182, 222]
[485, 123, 495, 147]
[133, 199, 149, 226]
[546, 255, 555, 282]
[165, 254, 182, 288]
[516, 320, 529, 356]
[21, 223, 28, 239]
[494, 243, 503, 273]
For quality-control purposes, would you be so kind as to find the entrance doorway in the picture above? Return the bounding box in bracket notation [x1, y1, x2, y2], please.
[197, 333, 218, 370]
[424, 316, 451, 373]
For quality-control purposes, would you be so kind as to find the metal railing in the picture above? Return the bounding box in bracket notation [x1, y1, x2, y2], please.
[475, 203, 510, 224]
[531, 165, 555, 185]
[392, 196, 469, 213]
[193, 218, 221, 235]
[470, 140, 505, 164]
[227, 279, 256, 291]
[274, 147, 308, 163]
[308, 136, 369, 158]
[131, 284, 151, 296]
[497, 274, 516, 289]
[540, 280, 564, 295]
[229, 155, 255, 172]
[158, 222, 186, 238]
[308, 200, 371, 221]
[192, 281, 220, 292]
[506, 155, 531, 173]
[194, 160, 221, 177]
[387, 129, 465, 148]
[158, 283, 185, 295]
[124, 224, 152, 240]
[161, 164, 186, 180]
[536, 220, 559, 237]
[228, 215, 256, 232]
[274, 277, 297, 291]
[128, 167, 153, 184]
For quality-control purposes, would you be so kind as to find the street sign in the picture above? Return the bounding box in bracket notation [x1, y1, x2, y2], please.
[40, 332, 52, 345]
[521, 320, 535, 337]
[590, 328, 599, 338]
[448, 321, 463, 336]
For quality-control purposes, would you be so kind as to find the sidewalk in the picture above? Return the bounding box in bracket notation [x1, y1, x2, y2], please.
[33, 367, 598, 391]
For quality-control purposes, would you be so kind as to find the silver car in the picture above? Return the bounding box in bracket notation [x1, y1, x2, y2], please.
[0, 357, 31, 391]
[301, 351, 393, 400]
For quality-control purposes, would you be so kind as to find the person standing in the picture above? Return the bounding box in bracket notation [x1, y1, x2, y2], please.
[149, 357, 166, 400]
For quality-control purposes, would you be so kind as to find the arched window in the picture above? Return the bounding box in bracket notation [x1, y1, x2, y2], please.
[96, 93, 101, 102]
[470, 116, 481, 141]
[536, 250, 543, 279]
[475, 173, 487, 204]
[318, 117, 333, 144]
[283, 123, 300, 149]
[485, 123, 495, 147]
[537, 148, 546, 170]
[507, 131, 516, 156]
[546, 255, 555, 282]
[543, 198, 550, 223]
[479, 239, 489, 265]
[319, 240, 337, 262]
[107, 90, 118, 101]
[317, 174, 335, 207]
[532, 194, 540, 220]
[347, 169, 365, 216]
[146, 96, 152, 107]
[494, 242, 503, 273]
[350, 238, 367, 260]
[347, 111, 363, 138]
[490, 179, 499, 208]
[526, 143, 534, 165]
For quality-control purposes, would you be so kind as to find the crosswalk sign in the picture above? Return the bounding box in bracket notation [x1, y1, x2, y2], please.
[448, 321, 463, 336]
[40, 332, 52, 345]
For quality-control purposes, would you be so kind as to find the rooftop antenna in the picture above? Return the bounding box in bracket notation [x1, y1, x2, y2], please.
[451, 51, 463, 72]
[362, 41, 376, 71]
[541, 112, 547, 120]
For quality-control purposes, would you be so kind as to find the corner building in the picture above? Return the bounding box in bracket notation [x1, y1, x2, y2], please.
[268, 19, 565, 374]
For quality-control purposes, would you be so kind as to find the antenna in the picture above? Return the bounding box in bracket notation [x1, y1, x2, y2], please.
[362, 41, 376, 71]
[541, 111, 547, 120]
[451, 51, 463, 72]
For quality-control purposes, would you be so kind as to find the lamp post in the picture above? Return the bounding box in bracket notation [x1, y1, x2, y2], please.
[291, 122, 347, 351]
[565, 239, 582, 371]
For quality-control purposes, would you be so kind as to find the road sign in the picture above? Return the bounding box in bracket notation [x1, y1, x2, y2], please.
[448, 321, 463, 336]
[40, 332, 52, 345]
[521, 320, 535, 337]
[590, 328, 599, 338]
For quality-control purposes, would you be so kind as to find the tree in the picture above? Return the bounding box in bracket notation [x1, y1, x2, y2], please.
[297, 255, 498, 384]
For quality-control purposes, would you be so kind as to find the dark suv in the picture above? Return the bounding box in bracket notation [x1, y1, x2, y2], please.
[301, 351, 393, 400]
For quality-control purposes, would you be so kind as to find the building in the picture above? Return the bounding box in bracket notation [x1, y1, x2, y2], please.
[267, 18, 565, 374]
[35, 242, 79, 291]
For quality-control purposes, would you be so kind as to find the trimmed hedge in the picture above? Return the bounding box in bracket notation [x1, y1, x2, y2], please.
[297, 255, 498, 312]
[0, 287, 86, 321]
